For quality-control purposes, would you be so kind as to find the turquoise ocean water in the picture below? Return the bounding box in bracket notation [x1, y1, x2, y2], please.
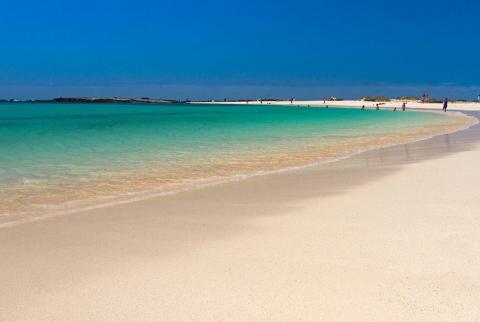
[0, 103, 462, 225]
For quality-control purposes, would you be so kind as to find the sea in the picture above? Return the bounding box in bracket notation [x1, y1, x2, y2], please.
[0, 102, 468, 226]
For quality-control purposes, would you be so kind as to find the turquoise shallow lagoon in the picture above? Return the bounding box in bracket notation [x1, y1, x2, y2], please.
[0, 103, 466, 225]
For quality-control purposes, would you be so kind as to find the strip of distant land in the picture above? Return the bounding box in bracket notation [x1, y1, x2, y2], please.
[0, 97, 179, 103]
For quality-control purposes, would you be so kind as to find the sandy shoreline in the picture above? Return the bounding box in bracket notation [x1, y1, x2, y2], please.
[1, 112, 480, 320]
[195, 99, 480, 111]
[1, 107, 474, 229]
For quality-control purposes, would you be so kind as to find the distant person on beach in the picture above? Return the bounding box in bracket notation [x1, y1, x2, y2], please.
[290, 98, 294, 104]
[361, 105, 365, 110]
[402, 102, 406, 111]
[323, 96, 326, 103]
[443, 98, 448, 112]
[376, 103, 380, 110]
[422, 92, 429, 103]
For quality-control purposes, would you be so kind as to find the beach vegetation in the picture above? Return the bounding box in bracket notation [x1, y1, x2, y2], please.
[362, 96, 391, 102]
[259, 98, 284, 101]
[396, 96, 419, 101]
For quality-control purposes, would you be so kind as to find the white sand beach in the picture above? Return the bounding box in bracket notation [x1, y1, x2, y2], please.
[1, 110, 480, 321]
[198, 99, 480, 111]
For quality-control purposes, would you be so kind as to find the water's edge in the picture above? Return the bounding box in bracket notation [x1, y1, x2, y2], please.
[1, 110, 477, 229]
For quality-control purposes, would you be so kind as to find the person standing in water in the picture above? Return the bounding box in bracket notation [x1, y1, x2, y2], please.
[402, 102, 406, 111]
[443, 98, 448, 112]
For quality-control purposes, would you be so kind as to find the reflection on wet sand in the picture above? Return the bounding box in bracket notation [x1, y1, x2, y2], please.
[349, 112, 479, 169]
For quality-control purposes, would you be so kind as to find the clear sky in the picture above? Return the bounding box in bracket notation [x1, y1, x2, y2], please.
[1, 0, 479, 99]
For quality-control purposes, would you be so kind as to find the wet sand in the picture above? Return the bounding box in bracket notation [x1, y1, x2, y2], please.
[1, 112, 480, 321]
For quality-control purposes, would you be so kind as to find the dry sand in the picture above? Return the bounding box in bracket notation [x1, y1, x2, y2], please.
[1, 112, 480, 321]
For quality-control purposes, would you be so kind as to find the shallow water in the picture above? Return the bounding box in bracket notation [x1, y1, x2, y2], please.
[0, 102, 469, 225]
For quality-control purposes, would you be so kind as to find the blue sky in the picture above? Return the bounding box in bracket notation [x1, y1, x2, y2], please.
[1, 0, 479, 99]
